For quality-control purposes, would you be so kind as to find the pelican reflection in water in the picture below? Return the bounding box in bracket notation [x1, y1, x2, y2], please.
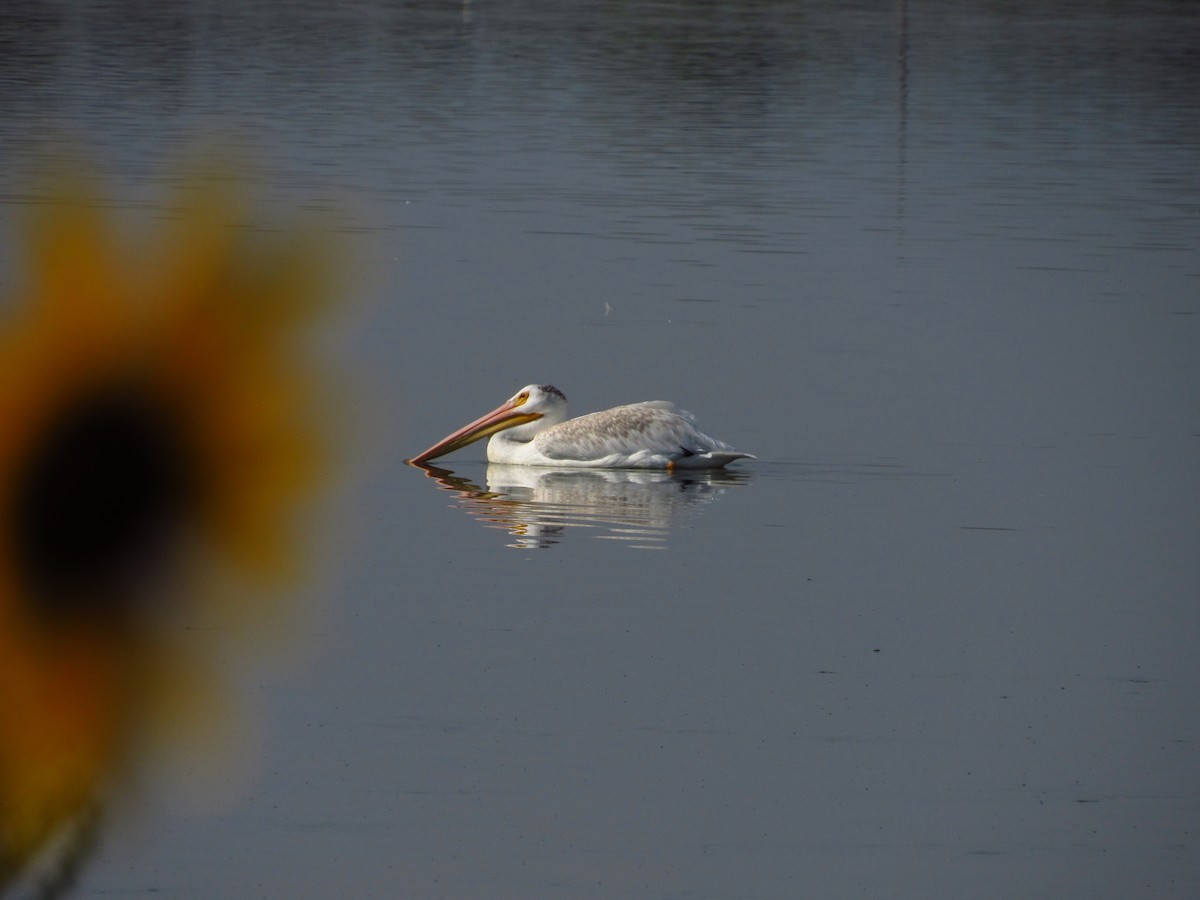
[408, 384, 754, 470]
[412, 463, 752, 550]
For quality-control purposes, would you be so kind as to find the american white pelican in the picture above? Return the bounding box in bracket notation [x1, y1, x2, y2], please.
[408, 384, 755, 469]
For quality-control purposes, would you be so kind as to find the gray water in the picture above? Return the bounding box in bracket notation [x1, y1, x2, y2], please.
[2, 1, 1198, 897]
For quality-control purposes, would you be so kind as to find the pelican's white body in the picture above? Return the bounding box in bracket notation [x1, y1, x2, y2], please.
[488, 399, 749, 468]
[411, 384, 754, 470]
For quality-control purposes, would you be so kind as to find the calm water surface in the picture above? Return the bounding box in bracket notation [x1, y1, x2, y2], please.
[1, 1, 1198, 897]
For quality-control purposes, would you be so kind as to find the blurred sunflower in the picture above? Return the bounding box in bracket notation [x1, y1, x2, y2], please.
[0, 171, 335, 893]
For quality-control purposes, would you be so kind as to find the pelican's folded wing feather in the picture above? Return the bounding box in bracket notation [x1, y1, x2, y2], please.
[534, 402, 719, 461]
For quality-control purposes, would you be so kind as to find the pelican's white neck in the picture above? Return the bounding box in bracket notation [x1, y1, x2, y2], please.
[493, 418, 547, 444]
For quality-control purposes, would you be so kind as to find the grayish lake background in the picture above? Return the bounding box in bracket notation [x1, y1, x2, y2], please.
[2, 1, 1198, 897]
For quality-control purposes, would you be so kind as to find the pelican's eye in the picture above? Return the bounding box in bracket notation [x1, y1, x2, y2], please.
[514, 391, 529, 405]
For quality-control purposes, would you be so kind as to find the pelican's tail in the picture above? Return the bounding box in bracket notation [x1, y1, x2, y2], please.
[670, 450, 756, 470]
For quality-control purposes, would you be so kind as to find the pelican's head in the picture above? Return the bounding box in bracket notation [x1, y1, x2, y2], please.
[408, 384, 568, 464]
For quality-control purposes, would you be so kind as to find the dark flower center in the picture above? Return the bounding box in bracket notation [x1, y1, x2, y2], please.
[12, 385, 195, 620]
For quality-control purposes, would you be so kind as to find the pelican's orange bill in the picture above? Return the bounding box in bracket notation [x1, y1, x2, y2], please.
[407, 397, 542, 464]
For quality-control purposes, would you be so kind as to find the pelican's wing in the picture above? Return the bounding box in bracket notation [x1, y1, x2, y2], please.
[534, 402, 728, 461]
